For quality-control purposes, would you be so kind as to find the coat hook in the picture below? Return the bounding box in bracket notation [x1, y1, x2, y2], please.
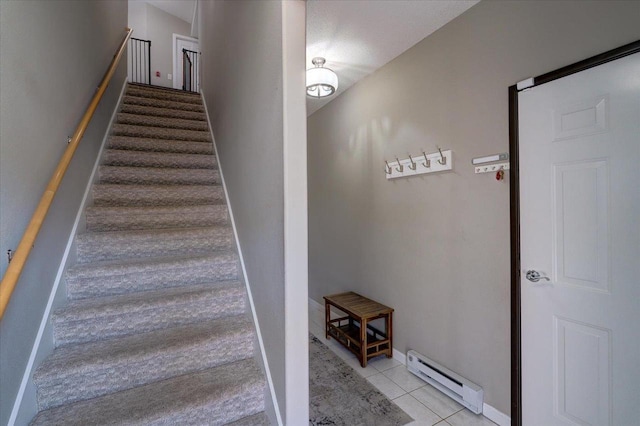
[421, 151, 431, 168]
[395, 157, 403, 173]
[384, 160, 392, 175]
[7, 249, 13, 264]
[408, 154, 417, 171]
[437, 147, 446, 165]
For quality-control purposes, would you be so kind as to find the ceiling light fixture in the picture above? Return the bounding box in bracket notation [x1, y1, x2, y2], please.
[306, 57, 338, 98]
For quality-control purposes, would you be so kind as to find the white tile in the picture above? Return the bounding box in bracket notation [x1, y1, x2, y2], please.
[392, 394, 442, 425]
[366, 373, 407, 399]
[410, 384, 464, 419]
[445, 409, 498, 426]
[343, 355, 379, 378]
[369, 355, 402, 371]
[383, 365, 427, 393]
[405, 421, 451, 426]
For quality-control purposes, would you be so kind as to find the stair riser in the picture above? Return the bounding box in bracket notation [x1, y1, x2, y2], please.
[77, 229, 234, 263]
[126, 87, 202, 105]
[66, 262, 239, 300]
[112, 124, 211, 142]
[120, 104, 207, 121]
[86, 207, 228, 231]
[53, 290, 245, 347]
[117, 113, 209, 132]
[123, 95, 204, 113]
[103, 150, 216, 169]
[35, 330, 255, 411]
[92, 185, 225, 207]
[99, 166, 220, 185]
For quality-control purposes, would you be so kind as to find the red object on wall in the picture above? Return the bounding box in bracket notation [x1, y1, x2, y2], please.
[155, 71, 160, 77]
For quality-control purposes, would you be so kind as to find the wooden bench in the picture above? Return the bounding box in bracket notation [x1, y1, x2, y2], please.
[323, 292, 394, 367]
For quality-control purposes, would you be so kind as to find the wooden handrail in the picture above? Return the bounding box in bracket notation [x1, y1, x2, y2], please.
[0, 28, 133, 319]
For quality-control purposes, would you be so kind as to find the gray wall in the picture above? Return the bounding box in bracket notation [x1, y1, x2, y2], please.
[199, 1, 308, 423]
[0, 1, 127, 424]
[308, 0, 640, 416]
[145, 3, 191, 88]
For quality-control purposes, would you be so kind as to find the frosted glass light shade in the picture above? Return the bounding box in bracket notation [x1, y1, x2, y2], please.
[306, 57, 338, 98]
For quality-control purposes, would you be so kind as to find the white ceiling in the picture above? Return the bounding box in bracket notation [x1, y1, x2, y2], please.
[306, 0, 479, 115]
[142, 0, 195, 24]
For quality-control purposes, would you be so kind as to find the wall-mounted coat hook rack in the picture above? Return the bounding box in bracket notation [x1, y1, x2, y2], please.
[384, 148, 453, 180]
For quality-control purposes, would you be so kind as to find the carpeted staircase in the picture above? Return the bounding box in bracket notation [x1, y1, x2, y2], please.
[30, 83, 269, 425]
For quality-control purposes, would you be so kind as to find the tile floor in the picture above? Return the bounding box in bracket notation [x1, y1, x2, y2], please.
[309, 304, 498, 426]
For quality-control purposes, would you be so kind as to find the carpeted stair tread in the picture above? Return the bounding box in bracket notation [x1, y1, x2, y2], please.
[53, 281, 245, 347]
[123, 95, 205, 113]
[117, 112, 209, 132]
[99, 165, 220, 185]
[112, 123, 211, 142]
[66, 252, 239, 300]
[103, 149, 216, 169]
[108, 135, 213, 154]
[120, 103, 207, 121]
[126, 86, 203, 104]
[76, 226, 234, 263]
[86, 204, 228, 231]
[34, 316, 255, 410]
[92, 183, 224, 206]
[30, 358, 266, 426]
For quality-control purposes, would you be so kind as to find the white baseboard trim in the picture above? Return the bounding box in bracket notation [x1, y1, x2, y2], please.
[8, 78, 128, 426]
[308, 297, 322, 311]
[392, 348, 407, 365]
[308, 298, 510, 426]
[482, 403, 511, 426]
[202, 97, 283, 426]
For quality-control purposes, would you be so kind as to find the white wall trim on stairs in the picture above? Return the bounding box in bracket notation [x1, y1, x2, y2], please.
[8, 78, 129, 426]
[307, 298, 512, 426]
[201, 96, 284, 426]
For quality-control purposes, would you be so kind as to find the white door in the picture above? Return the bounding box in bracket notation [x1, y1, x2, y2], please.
[173, 35, 199, 91]
[519, 52, 639, 425]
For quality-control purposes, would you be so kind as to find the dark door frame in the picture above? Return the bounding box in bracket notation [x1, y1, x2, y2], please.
[509, 39, 640, 426]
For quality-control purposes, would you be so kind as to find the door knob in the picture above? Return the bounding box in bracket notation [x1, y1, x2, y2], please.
[525, 270, 550, 282]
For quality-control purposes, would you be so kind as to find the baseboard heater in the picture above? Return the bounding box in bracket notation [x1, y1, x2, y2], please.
[407, 350, 483, 414]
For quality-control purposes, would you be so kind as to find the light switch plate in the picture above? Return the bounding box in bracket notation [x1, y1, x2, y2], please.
[167, 74, 172, 80]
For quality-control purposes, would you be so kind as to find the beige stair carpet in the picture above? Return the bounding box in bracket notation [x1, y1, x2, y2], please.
[30, 83, 268, 425]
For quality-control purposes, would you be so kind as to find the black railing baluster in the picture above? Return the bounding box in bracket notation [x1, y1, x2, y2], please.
[182, 48, 199, 93]
[129, 38, 151, 85]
